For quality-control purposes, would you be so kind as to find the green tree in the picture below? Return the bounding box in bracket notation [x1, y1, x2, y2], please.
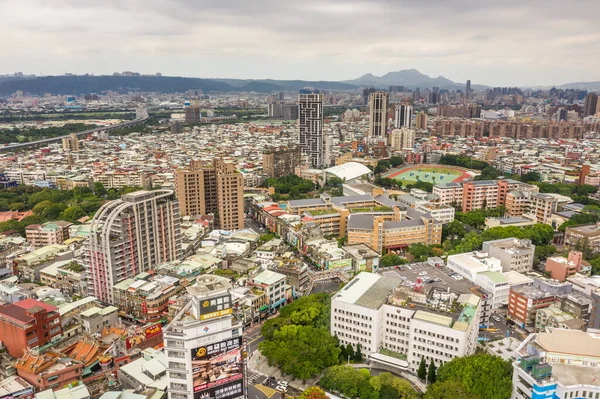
[354, 343, 363, 362]
[299, 387, 328, 399]
[345, 344, 355, 362]
[407, 243, 435, 262]
[442, 220, 467, 241]
[436, 354, 513, 399]
[389, 156, 404, 167]
[60, 205, 86, 222]
[520, 171, 541, 183]
[427, 359, 437, 384]
[93, 182, 107, 196]
[418, 357, 427, 380]
[380, 253, 406, 267]
[424, 380, 478, 399]
[259, 324, 341, 380]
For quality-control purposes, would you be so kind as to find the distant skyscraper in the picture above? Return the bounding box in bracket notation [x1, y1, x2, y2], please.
[62, 133, 80, 152]
[415, 112, 428, 130]
[298, 93, 324, 168]
[467, 103, 482, 119]
[368, 92, 389, 138]
[395, 103, 413, 128]
[466, 80, 472, 100]
[87, 190, 182, 303]
[584, 93, 598, 117]
[185, 102, 201, 124]
[412, 88, 420, 103]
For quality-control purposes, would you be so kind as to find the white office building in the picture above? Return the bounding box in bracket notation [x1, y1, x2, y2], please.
[331, 272, 480, 373]
[164, 275, 243, 399]
[447, 252, 503, 281]
[474, 271, 510, 308]
[395, 104, 413, 128]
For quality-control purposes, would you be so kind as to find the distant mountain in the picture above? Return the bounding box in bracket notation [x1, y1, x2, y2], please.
[0, 75, 358, 96]
[342, 68, 472, 90]
[558, 81, 600, 91]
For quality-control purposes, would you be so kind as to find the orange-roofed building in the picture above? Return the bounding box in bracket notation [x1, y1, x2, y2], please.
[15, 351, 83, 392]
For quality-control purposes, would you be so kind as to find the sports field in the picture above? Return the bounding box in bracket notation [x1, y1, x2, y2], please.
[384, 165, 470, 184]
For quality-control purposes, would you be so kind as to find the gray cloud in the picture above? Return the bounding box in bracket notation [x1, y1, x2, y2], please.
[0, 0, 599, 86]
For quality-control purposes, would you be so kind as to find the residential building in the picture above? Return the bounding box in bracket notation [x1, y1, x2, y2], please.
[394, 103, 413, 129]
[39, 260, 86, 298]
[415, 112, 427, 130]
[61, 134, 80, 152]
[113, 274, 183, 324]
[584, 92, 598, 117]
[25, 221, 72, 249]
[482, 238, 535, 273]
[474, 271, 510, 308]
[175, 158, 244, 231]
[331, 272, 480, 373]
[513, 329, 600, 399]
[508, 286, 556, 329]
[0, 299, 62, 358]
[343, 244, 380, 272]
[368, 92, 389, 138]
[163, 275, 243, 399]
[545, 251, 584, 282]
[535, 306, 586, 333]
[92, 171, 150, 190]
[298, 93, 324, 168]
[262, 146, 301, 179]
[565, 223, 600, 252]
[389, 128, 415, 151]
[184, 104, 200, 124]
[590, 290, 600, 330]
[80, 306, 119, 334]
[117, 348, 167, 391]
[0, 376, 33, 399]
[447, 252, 503, 281]
[87, 190, 183, 303]
[247, 270, 286, 312]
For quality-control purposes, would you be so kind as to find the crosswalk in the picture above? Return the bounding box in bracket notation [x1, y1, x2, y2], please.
[248, 371, 267, 384]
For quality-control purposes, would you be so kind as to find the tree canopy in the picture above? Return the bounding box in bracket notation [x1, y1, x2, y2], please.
[431, 354, 513, 399]
[320, 366, 417, 399]
[299, 387, 329, 399]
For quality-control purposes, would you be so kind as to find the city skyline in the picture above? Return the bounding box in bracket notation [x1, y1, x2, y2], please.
[1, 0, 599, 87]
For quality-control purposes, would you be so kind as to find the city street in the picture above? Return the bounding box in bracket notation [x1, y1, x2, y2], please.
[311, 279, 342, 294]
[245, 218, 266, 235]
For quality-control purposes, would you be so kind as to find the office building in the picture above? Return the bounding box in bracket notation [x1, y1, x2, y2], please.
[415, 112, 428, 129]
[482, 238, 535, 273]
[298, 94, 324, 168]
[262, 146, 301, 179]
[513, 329, 600, 399]
[394, 103, 413, 128]
[368, 92, 389, 138]
[164, 275, 243, 399]
[584, 92, 598, 117]
[389, 128, 415, 151]
[62, 133, 80, 152]
[175, 158, 244, 231]
[331, 272, 480, 372]
[87, 190, 183, 303]
[0, 298, 62, 358]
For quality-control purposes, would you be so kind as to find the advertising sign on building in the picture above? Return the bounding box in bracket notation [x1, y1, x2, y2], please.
[191, 337, 243, 399]
[327, 258, 352, 270]
[199, 294, 233, 321]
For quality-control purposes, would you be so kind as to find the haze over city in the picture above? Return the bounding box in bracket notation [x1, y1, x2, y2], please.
[1, 0, 599, 86]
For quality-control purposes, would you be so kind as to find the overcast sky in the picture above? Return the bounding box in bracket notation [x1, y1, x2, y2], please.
[1, 0, 599, 86]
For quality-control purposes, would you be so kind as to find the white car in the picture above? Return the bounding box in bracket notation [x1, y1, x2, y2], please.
[277, 386, 288, 393]
[419, 271, 428, 276]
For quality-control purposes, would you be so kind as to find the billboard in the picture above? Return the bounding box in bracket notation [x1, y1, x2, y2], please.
[200, 294, 233, 321]
[327, 258, 352, 270]
[191, 337, 243, 399]
[125, 323, 163, 350]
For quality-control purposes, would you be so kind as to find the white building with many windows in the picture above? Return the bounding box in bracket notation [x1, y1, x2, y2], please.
[330, 272, 480, 373]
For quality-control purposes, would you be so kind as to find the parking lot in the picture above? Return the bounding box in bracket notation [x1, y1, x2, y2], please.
[380, 263, 475, 293]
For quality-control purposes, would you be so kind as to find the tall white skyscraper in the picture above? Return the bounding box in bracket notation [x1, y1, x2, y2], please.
[395, 104, 413, 128]
[164, 275, 244, 399]
[368, 91, 389, 138]
[298, 93, 324, 168]
[87, 190, 182, 303]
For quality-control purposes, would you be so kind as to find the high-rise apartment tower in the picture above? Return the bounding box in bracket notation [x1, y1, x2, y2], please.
[175, 158, 244, 231]
[87, 190, 183, 303]
[395, 103, 413, 128]
[368, 92, 389, 138]
[298, 94, 324, 168]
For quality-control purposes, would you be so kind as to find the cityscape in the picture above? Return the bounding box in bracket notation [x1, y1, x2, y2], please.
[1, 2, 600, 399]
